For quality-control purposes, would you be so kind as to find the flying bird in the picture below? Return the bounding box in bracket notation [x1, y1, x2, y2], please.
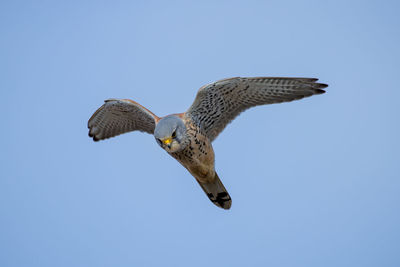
[88, 77, 328, 209]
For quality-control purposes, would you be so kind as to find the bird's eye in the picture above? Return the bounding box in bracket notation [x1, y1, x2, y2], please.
[172, 131, 176, 138]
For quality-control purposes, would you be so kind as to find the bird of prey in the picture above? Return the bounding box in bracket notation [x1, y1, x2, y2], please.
[88, 77, 327, 209]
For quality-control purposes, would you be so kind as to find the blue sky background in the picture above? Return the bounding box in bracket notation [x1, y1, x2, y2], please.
[1, 1, 399, 266]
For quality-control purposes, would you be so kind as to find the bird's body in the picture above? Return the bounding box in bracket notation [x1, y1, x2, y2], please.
[88, 76, 328, 209]
[155, 114, 232, 208]
[169, 115, 215, 184]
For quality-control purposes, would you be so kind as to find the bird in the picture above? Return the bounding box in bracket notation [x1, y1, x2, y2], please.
[88, 76, 328, 210]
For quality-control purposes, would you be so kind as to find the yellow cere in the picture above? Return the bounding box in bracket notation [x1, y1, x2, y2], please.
[163, 138, 172, 145]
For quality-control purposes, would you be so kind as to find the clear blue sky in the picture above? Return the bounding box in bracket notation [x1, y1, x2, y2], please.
[1, 1, 399, 266]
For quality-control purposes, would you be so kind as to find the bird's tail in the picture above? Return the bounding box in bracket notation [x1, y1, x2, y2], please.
[197, 172, 232, 210]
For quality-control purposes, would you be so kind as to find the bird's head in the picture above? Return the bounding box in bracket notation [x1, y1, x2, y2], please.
[154, 115, 188, 153]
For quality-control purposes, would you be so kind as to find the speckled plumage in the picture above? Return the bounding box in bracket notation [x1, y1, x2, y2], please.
[171, 116, 215, 181]
[88, 76, 328, 209]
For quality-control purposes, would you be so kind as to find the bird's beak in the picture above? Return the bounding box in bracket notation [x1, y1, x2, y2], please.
[162, 137, 172, 146]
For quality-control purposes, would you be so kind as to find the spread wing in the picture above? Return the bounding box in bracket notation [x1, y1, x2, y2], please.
[88, 99, 159, 141]
[186, 77, 328, 141]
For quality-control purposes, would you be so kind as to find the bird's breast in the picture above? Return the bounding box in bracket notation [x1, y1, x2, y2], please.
[169, 117, 215, 180]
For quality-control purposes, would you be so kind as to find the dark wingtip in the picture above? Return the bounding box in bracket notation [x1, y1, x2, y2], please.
[313, 82, 328, 94]
[88, 131, 99, 141]
[88, 128, 101, 142]
[317, 83, 329, 89]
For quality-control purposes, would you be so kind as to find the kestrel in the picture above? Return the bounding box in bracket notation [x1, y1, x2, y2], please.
[88, 77, 328, 209]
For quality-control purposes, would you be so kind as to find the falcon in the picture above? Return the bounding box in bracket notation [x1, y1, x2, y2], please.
[88, 77, 328, 209]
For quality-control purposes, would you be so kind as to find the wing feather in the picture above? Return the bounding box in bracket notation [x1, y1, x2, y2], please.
[88, 99, 159, 141]
[186, 77, 328, 141]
